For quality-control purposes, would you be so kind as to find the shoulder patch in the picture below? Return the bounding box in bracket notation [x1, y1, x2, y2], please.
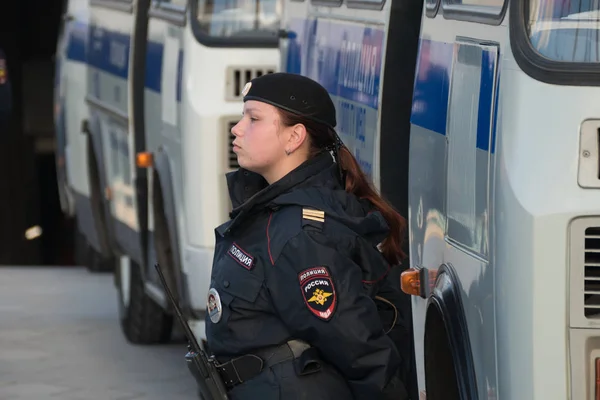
[227, 242, 254, 270]
[298, 266, 336, 321]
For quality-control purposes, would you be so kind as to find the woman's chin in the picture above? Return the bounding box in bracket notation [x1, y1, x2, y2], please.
[237, 158, 255, 172]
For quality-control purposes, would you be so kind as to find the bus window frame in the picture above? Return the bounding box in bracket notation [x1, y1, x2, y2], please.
[440, 0, 507, 25]
[310, 0, 343, 8]
[90, 0, 134, 12]
[189, 0, 280, 48]
[509, 0, 600, 86]
[149, 0, 188, 26]
[346, 0, 385, 11]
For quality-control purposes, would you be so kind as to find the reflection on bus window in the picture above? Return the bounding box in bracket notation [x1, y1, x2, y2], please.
[196, 0, 280, 39]
[346, 0, 384, 6]
[527, 0, 600, 62]
[162, 0, 188, 7]
[444, 0, 504, 9]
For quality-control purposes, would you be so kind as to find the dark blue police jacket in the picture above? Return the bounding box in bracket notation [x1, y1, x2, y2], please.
[206, 151, 406, 399]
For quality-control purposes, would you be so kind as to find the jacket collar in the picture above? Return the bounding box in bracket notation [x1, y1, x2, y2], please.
[218, 152, 337, 236]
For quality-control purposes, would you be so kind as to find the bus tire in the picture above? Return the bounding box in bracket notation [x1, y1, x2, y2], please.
[117, 256, 173, 344]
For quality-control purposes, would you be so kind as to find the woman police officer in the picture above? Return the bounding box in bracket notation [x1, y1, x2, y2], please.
[205, 72, 410, 399]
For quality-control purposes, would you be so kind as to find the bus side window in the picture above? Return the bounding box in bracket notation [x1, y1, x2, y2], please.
[90, 0, 134, 10]
[150, 0, 187, 25]
[158, 0, 188, 10]
[441, 0, 506, 24]
[310, 0, 343, 7]
[346, 0, 385, 10]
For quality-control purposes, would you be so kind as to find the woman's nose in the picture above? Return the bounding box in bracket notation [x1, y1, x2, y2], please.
[231, 121, 242, 137]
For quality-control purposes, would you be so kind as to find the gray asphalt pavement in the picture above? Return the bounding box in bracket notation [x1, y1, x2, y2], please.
[0, 266, 198, 400]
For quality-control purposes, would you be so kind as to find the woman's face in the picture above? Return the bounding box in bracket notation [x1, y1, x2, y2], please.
[231, 100, 288, 177]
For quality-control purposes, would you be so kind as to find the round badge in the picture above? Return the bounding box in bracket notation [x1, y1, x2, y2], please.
[241, 82, 252, 97]
[207, 288, 223, 324]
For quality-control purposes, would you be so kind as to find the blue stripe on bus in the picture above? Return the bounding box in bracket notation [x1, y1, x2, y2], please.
[66, 21, 88, 63]
[477, 49, 494, 152]
[88, 25, 131, 80]
[410, 40, 453, 136]
[64, 21, 183, 97]
[410, 39, 499, 153]
[145, 40, 163, 93]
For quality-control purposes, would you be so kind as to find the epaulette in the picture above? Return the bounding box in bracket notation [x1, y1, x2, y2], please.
[302, 208, 325, 231]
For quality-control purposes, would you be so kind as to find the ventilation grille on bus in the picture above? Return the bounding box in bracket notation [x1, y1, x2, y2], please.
[585, 227, 600, 318]
[226, 67, 276, 101]
[227, 120, 239, 170]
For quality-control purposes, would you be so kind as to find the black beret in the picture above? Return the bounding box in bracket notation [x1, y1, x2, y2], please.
[242, 72, 337, 129]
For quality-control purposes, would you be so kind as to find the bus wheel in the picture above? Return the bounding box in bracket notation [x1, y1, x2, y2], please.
[116, 255, 173, 344]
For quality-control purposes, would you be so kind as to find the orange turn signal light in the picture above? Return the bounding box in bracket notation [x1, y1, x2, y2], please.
[400, 268, 421, 296]
[136, 152, 153, 168]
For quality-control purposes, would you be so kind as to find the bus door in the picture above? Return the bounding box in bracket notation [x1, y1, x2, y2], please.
[87, 0, 147, 264]
[141, 0, 187, 298]
[408, 33, 502, 400]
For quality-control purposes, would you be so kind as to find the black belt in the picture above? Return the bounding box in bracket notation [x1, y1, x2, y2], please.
[214, 339, 313, 390]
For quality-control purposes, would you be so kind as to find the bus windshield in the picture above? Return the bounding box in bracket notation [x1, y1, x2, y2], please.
[526, 0, 600, 62]
[195, 0, 280, 40]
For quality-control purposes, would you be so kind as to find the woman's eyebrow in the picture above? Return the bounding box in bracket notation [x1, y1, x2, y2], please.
[243, 107, 262, 115]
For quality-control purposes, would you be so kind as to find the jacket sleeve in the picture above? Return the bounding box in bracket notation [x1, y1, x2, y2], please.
[266, 230, 402, 399]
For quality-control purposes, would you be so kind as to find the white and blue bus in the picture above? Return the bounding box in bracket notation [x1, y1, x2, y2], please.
[55, 0, 280, 344]
[280, 0, 600, 396]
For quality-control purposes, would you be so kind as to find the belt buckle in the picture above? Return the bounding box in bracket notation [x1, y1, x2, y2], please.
[216, 354, 264, 390]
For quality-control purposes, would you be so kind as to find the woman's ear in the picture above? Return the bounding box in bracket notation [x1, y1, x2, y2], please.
[288, 123, 308, 153]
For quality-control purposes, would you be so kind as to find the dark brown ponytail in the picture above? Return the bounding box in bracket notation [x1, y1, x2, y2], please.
[278, 109, 407, 265]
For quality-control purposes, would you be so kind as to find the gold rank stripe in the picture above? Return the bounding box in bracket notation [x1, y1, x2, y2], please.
[303, 209, 325, 222]
[303, 215, 325, 223]
[302, 209, 325, 218]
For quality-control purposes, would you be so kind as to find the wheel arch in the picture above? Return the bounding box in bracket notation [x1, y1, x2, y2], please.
[152, 148, 192, 315]
[424, 263, 479, 400]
